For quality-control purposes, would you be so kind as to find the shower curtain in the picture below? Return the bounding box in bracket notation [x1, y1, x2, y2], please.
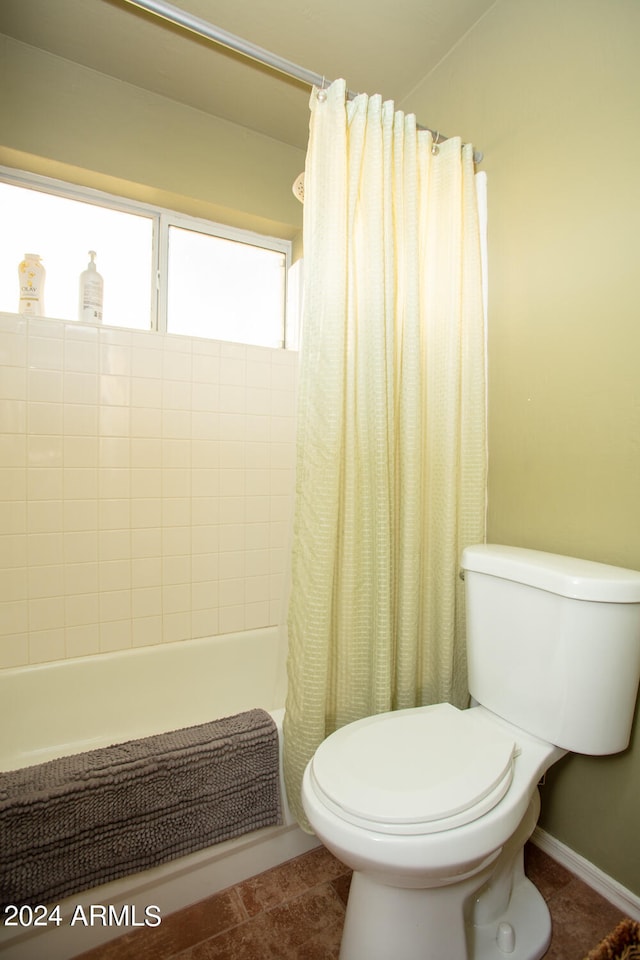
[283, 79, 487, 829]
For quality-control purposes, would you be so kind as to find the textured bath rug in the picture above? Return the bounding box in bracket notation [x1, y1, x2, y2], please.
[583, 918, 640, 960]
[0, 708, 281, 907]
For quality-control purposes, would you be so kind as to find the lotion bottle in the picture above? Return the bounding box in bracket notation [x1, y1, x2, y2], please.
[79, 250, 104, 323]
[18, 254, 46, 316]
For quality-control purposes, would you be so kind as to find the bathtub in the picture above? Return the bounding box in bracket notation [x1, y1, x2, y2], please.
[0, 627, 319, 960]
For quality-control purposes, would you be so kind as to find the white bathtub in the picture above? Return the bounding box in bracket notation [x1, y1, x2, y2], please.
[0, 628, 318, 960]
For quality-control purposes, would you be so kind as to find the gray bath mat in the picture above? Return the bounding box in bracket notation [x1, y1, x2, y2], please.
[0, 708, 281, 907]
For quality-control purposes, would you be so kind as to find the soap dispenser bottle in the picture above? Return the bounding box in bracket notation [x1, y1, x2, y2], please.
[18, 254, 46, 316]
[78, 250, 104, 323]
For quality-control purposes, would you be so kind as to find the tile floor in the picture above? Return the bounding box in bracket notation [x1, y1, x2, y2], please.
[76, 842, 627, 960]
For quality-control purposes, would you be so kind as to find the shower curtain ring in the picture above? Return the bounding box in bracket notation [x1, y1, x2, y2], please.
[431, 131, 440, 156]
[317, 77, 327, 102]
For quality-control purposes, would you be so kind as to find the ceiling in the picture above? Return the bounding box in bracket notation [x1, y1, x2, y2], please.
[0, 0, 496, 150]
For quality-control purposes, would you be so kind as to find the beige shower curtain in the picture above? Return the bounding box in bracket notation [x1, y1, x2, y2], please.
[283, 79, 487, 828]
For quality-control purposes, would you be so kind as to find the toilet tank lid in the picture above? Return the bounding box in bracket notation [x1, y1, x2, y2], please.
[461, 544, 640, 603]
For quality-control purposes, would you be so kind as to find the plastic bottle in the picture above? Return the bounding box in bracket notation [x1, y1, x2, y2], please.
[78, 250, 104, 323]
[18, 254, 46, 316]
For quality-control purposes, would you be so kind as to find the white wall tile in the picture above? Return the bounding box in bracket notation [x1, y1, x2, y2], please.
[63, 403, 98, 437]
[27, 500, 62, 534]
[0, 632, 28, 668]
[29, 369, 64, 403]
[245, 497, 270, 523]
[64, 436, 98, 467]
[191, 497, 218, 525]
[131, 438, 162, 468]
[162, 409, 191, 439]
[65, 339, 99, 374]
[100, 343, 131, 376]
[163, 350, 192, 381]
[29, 596, 65, 631]
[0, 599, 28, 636]
[29, 627, 65, 663]
[0, 366, 27, 400]
[131, 615, 162, 648]
[191, 525, 219, 555]
[132, 557, 162, 588]
[191, 382, 218, 412]
[0, 533, 27, 569]
[100, 618, 132, 652]
[191, 607, 218, 638]
[192, 553, 219, 582]
[191, 580, 218, 609]
[63, 500, 98, 532]
[132, 346, 163, 379]
[245, 601, 270, 630]
[162, 469, 191, 498]
[63, 371, 98, 404]
[131, 377, 163, 408]
[28, 564, 64, 599]
[65, 562, 99, 595]
[27, 532, 63, 567]
[63, 532, 98, 564]
[99, 405, 130, 436]
[162, 610, 191, 643]
[0, 566, 27, 602]
[99, 438, 130, 467]
[163, 439, 192, 468]
[64, 467, 98, 499]
[100, 374, 131, 406]
[192, 354, 219, 383]
[0, 465, 26, 498]
[131, 407, 162, 438]
[64, 593, 99, 627]
[30, 336, 63, 370]
[0, 321, 297, 665]
[0, 330, 27, 368]
[218, 605, 244, 634]
[191, 411, 217, 440]
[29, 402, 63, 435]
[0, 400, 27, 436]
[98, 529, 130, 561]
[66, 623, 100, 658]
[132, 586, 162, 619]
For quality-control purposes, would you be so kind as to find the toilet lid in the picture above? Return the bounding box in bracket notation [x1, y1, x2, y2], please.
[310, 703, 517, 835]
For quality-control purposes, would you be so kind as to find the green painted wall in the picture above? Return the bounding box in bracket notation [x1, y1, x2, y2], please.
[0, 35, 305, 239]
[404, 0, 640, 894]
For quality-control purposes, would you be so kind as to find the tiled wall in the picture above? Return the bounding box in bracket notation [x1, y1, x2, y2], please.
[0, 313, 298, 669]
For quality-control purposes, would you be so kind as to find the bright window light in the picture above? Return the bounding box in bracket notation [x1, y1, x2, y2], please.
[166, 225, 286, 348]
[0, 170, 293, 349]
[0, 181, 153, 328]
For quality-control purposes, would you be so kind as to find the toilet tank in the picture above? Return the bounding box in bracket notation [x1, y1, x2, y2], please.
[461, 544, 640, 755]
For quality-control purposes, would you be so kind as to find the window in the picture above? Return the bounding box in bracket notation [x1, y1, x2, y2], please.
[163, 220, 286, 349]
[0, 179, 154, 329]
[0, 168, 292, 348]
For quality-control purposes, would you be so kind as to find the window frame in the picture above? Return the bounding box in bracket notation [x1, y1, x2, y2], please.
[157, 210, 290, 346]
[0, 165, 293, 348]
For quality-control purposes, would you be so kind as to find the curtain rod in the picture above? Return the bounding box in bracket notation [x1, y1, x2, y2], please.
[121, 0, 482, 164]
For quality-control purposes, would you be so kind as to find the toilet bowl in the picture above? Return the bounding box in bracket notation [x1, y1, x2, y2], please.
[303, 704, 565, 960]
[301, 545, 640, 960]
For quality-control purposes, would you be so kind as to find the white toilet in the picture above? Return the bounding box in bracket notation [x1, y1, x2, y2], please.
[301, 544, 640, 960]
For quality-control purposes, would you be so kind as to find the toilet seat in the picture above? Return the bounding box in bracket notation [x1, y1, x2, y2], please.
[309, 703, 518, 836]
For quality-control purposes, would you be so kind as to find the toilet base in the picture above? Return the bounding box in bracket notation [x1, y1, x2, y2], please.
[338, 869, 551, 960]
[339, 862, 495, 960]
[470, 874, 551, 960]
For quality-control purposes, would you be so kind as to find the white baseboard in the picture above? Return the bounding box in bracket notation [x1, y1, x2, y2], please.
[532, 827, 640, 921]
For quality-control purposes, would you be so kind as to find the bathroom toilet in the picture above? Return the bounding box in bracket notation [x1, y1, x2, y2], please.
[301, 544, 640, 960]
